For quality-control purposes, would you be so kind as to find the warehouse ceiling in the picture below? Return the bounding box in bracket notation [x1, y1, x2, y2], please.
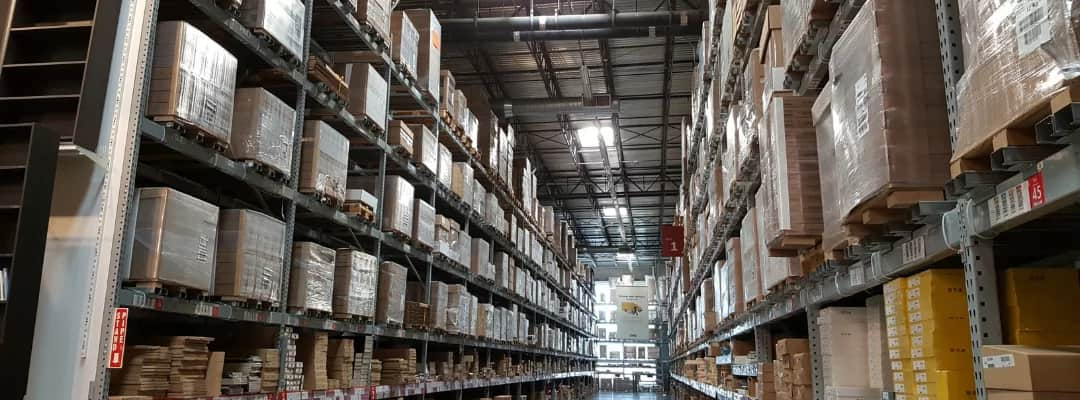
[400, 0, 699, 280]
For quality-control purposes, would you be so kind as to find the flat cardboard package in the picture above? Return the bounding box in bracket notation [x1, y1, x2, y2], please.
[345, 63, 388, 133]
[129, 187, 219, 292]
[215, 209, 286, 303]
[822, 0, 949, 248]
[147, 22, 237, 144]
[229, 87, 297, 177]
[288, 242, 335, 312]
[758, 96, 823, 251]
[299, 121, 349, 203]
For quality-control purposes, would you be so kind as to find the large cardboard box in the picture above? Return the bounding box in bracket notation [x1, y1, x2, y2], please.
[376, 262, 408, 325]
[238, 0, 305, 61]
[412, 198, 435, 248]
[288, 242, 335, 313]
[437, 143, 452, 188]
[982, 346, 1080, 392]
[410, 124, 438, 174]
[299, 121, 349, 203]
[759, 95, 822, 252]
[215, 209, 286, 303]
[403, 9, 440, 100]
[345, 63, 388, 133]
[229, 87, 297, 177]
[438, 70, 456, 118]
[1003, 268, 1080, 345]
[387, 120, 414, 156]
[822, 0, 949, 249]
[129, 187, 219, 292]
[333, 249, 378, 319]
[990, 392, 1080, 400]
[756, 190, 802, 291]
[389, 11, 419, 79]
[740, 207, 762, 304]
[452, 162, 474, 201]
[148, 22, 237, 144]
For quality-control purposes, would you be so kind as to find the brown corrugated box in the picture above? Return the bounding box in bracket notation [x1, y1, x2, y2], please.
[287, 242, 335, 313]
[214, 209, 285, 303]
[387, 120, 414, 157]
[344, 63, 388, 133]
[129, 187, 219, 292]
[982, 345, 1080, 392]
[299, 121, 349, 203]
[758, 95, 822, 250]
[354, 0, 391, 44]
[410, 123, 438, 173]
[403, 9, 441, 100]
[229, 87, 297, 177]
[781, 0, 837, 71]
[376, 262, 408, 325]
[823, 0, 949, 248]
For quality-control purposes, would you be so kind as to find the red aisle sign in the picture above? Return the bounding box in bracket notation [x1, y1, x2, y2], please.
[661, 224, 684, 257]
[1028, 171, 1046, 208]
[108, 307, 129, 368]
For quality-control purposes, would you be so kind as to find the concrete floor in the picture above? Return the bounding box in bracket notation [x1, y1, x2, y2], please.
[591, 393, 661, 400]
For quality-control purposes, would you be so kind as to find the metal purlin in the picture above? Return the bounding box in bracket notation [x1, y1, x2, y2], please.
[806, 306, 825, 400]
[957, 201, 1003, 400]
[934, 0, 966, 149]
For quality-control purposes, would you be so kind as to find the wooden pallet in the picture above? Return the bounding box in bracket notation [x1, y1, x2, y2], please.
[252, 28, 303, 68]
[307, 56, 350, 105]
[343, 201, 376, 223]
[395, 62, 416, 85]
[385, 228, 411, 243]
[332, 313, 373, 323]
[766, 230, 821, 256]
[127, 280, 208, 300]
[153, 115, 230, 153]
[782, 1, 840, 74]
[239, 159, 287, 182]
[301, 188, 345, 209]
[950, 85, 1080, 177]
[827, 187, 944, 255]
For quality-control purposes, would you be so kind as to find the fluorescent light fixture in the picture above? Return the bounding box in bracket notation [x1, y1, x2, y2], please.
[577, 126, 614, 147]
[602, 206, 628, 218]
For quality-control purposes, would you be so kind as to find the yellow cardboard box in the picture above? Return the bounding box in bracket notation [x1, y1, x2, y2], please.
[887, 313, 909, 338]
[885, 277, 908, 294]
[1002, 268, 1080, 305]
[911, 354, 973, 373]
[909, 330, 972, 360]
[934, 370, 976, 400]
[1007, 329, 1080, 347]
[889, 336, 912, 360]
[908, 316, 969, 336]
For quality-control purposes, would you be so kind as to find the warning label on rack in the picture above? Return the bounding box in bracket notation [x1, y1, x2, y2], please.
[108, 308, 129, 369]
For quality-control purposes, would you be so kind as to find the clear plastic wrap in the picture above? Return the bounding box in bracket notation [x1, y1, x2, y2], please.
[456, 231, 472, 267]
[383, 176, 416, 235]
[755, 190, 802, 290]
[387, 120, 414, 156]
[471, 238, 491, 279]
[238, 0, 305, 61]
[466, 109, 479, 147]
[376, 261, 407, 325]
[332, 249, 378, 318]
[403, 9, 441, 99]
[300, 121, 349, 202]
[723, 238, 744, 318]
[229, 88, 297, 177]
[451, 162, 474, 200]
[494, 252, 510, 289]
[215, 209, 286, 303]
[472, 179, 486, 217]
[437, 143, 452, 188]
[453, 89, 467, 128]
[410, 124, 438, 174]
[759, 96, 823, 248]
[427, 281, 448, 329]
[781, 0, 835, 72]
[346, 64, 389, 133]
[740, 206, 761, 304]
[721, 110, 740, 206]
[813, 87, 843, 251]
[826, 0, 950, 229]
[130, 187, 219, 291]
[288, 242, 335, 313]
[446, 284, 470, 334]
[412, 198, 435, 248]
[478, 303, 493, 338]
[435, 214, 460, 259]
[148, 21, 237, 143]
[469, 295, 478, 336]
[390, 11, 420, 78]
[955, 0, 1080, 157]
[356, 0, 391, 43]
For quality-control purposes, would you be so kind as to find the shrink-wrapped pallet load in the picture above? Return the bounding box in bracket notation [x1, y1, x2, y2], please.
[238, 0, 306, 61]
[332, 249, 378, 319]
[355, 0, 391, 43]
[410, 123, 438, 174]
[412, 198, 435, 249]
[148, 22, 237, 144]
[214, 209, 286, 303]
[404, 9, 441, 100]
[288, 242, 335, 313]
[756, 190, 802, 290]
[229, 88, 297, 177]
[376, 262, 408, 325]
[720, 238, 744, 319]
[299, 121, 349, 204]
[390, 11, 419, 79]
[452, 161, 474, 201]
[471, 238, 492, 280]
[446, 284, 470, 334]
[437, 143, 452, 188]
[781, 0, 836, 72]
[387, 120, 414, 156]
[129, 187, 219, 292]
[345, 63, 389, 133]
[439, 70, 456, 120]
[822, 0, 949, 248]
[382, 176, 415, 236]
[740, 207, 762, 305]
[428, 281, 449, 330]
[758, 95, 823, 252]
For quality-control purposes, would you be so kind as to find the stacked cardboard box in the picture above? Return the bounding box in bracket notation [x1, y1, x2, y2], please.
[298, 332, 328, 390]
[255, 348, 280, 393]
[758, 362, 777, 400]
[354, 0, 391, 45]
[215, 209, 286, 305]
[229, 87, 297, 177]
[755, 190, 802, 292]
[437, 143, 452, 188]
[328, 339, 353, 388]
[129, 187, 219, 293]
[287, 242, 335, 313]
[352, 336, 375, 387]
[774, 339, 812, 400]
[299, 121, 349, 204]
[220, 354, 261, 395]
[1002, 268, 1080, 346]
[162, 336, 215, 397]
[819, 307, 879, 400]
[865, 296, 891, 393]
[411, 123, 438, 174]
[718, 238, 744, 319]
[758, 95, 822, 258]
[389, 11, 419, 79]
[110, 346, 171, 397]
[446, 284, 470, 334]
[374, 348, 418, 385]
[403, 10, 440, 100]
[376, 262, 408, 325]
[345, 64, 388, 133]
[282, 327, 302, 391]
[147, 22, 237, 145]
[332, 249, 378, 319]
[740, 207, 762, 305]
[387, 120, 414, 155]
[413, 198, 435, 248]
[982, 345, 1080, 400]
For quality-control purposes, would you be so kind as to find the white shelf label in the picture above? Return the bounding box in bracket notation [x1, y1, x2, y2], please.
[988, 172, 1045, 226]
[901, 236, 926, 265]
[849, 265, 866, 287]
[194, 302, 214, 317]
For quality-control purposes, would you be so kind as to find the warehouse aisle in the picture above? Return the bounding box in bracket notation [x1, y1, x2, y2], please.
[592, 392, 661, 400]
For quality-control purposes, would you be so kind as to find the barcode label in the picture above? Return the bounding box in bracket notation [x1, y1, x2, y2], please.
[1016, 0, 1052, 56]
[902, 236, 926, 265]
[988, 179, 1033, 225]
[854, 75, 871, 138]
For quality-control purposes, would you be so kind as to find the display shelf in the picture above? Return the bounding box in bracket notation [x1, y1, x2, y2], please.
[116, 288, 593, 359]
[671, 373, 753, 400]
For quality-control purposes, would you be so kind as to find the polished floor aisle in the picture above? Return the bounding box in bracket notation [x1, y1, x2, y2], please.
[591, 392, 661, 400]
